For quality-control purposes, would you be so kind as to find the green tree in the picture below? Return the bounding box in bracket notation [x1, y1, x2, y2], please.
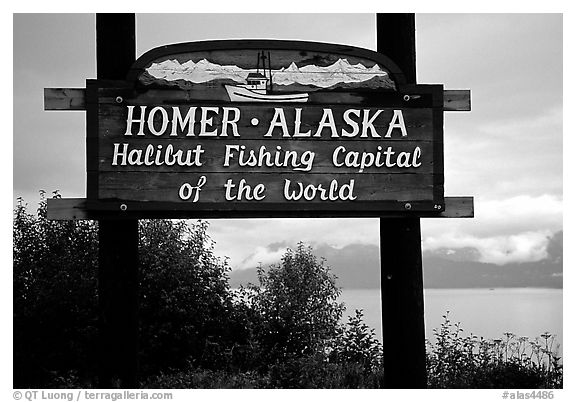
[244, 243, 345, 364]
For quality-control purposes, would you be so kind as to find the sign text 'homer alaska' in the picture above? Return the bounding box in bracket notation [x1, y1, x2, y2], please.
[104, 104, 430, 203]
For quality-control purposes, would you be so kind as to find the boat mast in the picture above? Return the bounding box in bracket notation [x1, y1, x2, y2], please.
[259, 51, 270, 90]
[268, 51, 273, 92]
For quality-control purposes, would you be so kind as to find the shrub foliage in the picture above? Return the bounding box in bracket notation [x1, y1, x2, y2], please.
[13, 193, 562, 388]
[14, 193, 99, 387]
[242, 243, 345, 363]
[13, 194, 237, 386]
[137, 219, 237, 374]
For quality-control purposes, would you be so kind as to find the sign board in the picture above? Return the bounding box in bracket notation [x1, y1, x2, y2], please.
[86, 40, 444, 214]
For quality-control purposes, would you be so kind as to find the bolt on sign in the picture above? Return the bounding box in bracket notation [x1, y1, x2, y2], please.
[84, 40, 449, 214]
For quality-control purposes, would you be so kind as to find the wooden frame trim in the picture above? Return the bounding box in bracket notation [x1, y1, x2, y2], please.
[47, 196, 473, 220]
[45, 88, 471, 112]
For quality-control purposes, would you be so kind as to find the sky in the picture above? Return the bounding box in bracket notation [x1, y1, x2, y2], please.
[12, 13, 564, 272]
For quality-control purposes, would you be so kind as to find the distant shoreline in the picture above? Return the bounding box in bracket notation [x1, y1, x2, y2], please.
[232, 285, 563, 290]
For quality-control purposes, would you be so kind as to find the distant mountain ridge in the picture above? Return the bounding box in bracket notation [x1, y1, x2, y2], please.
[229, 231, 563, 289]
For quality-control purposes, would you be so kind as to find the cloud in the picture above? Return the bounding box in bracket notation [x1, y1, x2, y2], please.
[239, 246, 288, 270]
[475, 195, 562, 233]
[422, 194, 562, 265]
[210, 193, 562, 270]
[477, 107, 562, 137]
[423, 230, 552, 265]
[441, 106, 563, 200]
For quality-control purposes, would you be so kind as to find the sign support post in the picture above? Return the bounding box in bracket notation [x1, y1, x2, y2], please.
[377, 13, 427, 388]
[95, 14, 139, 388]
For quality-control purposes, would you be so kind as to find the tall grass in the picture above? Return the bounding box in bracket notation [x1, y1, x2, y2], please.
[143, 311, 562, 389]
[426, 312, 562, 388]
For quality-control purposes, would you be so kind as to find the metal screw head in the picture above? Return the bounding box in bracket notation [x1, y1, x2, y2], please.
[115, 96, 123, 104]
[403, 94, 411, 101]
[404, 203, 412, 210]
[120, 203, 128, 211]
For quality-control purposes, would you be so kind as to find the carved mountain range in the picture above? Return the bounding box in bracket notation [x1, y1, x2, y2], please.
[143, 57, 395, 89]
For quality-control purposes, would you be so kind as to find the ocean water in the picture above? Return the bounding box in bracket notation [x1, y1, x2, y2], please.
[339, 288, 563, 353]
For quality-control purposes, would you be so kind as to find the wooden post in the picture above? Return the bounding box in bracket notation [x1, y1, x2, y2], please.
[98, 219, 139, 387]
[377, 13, 427, 388]
[376, 14, 416, 83]
[95, 13, 139, 388]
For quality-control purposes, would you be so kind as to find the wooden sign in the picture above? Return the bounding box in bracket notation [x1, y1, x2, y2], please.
[85, 40, 446, 214]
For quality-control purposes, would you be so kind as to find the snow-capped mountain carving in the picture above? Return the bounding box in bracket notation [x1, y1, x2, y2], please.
[144, 58, 393, 89]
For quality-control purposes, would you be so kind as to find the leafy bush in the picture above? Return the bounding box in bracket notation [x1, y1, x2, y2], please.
[329, 309, 383, 373]
[223, 246, 384, 388]
[241, 243, 345, 364]
[13, 193, 245, 386]
[13, 192, 99, 387]
[138, 219, 238, 374]
[267, 354, 343, 388]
